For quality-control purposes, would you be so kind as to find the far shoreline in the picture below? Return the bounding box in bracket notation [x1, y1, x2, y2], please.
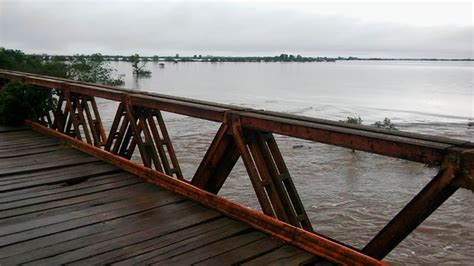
[32, 52, 473, 63]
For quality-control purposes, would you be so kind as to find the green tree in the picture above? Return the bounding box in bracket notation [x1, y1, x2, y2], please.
[279, 54, 289, 61]
[69, 53, 124, 85]
[130, 54, 151, 76]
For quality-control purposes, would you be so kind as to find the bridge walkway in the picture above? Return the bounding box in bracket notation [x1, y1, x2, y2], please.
[0, 126, 320, 265]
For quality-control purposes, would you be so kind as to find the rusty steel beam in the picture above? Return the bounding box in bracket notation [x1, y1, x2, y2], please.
[456, 150, 474, 191]
[0, 69, 470, 148]
[26, 120, 384, 266]
[362, 155, 461, 259]
[151, 110, 184, 179]
[231, 115, 277, 218]
[63, 88, 84, 140]
[256, 132, 314, 231]
[192, 115, 314, 231]
[104, 102, 127, 153]
[192, 123, 241, 192]
[238, 112, 457, 165]
[122, 95, 151, 167]
[1, 69, 472, 167]
[0, 68, 462, 150]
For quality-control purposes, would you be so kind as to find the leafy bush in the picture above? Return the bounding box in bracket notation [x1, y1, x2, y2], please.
[373, 118, 397, 130]
[339, 116, 362, 125]
[0, 48, 123, 85]
[68, 53, 124, 85]
[0, 81, 56, 126]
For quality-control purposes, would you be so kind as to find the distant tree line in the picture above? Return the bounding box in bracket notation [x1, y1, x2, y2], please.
[43, 53, 337, 63]
[39, 53, 472, 63]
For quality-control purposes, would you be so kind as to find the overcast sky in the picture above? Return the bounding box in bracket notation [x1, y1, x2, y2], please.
[0, 0, 472, 58]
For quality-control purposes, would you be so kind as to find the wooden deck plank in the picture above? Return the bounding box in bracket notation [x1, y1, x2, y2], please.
[0, 173, 133, 203]
[0, 125, 28, 133]
[72, 218, 246, 265]
[0, 173, 136, 210]
[195, 236, 286, 265]
[0, 149, 94, 168]
[0, 191, 183, 246]
[0, 180, 142, 223]
[22, 204, 221, 265]
[0, 201, 183, 249]
[0, 179, 147, 221]
[0, 145, 62, 159]
[0, 128, 317, 265]
[112, 220, 251, 265]
[243, 245, 321, 266]
[0, 161, 119, 184]
[0, 130, 59, 142]
[0, 136, 59, 149]
[0, 163, 119, 192]
[0, 180, 113, 204]
[0, 155, 100, 177]
[146, 231, 268, 265]
[0, 135, 58, 145]
[1, 202, 219, 265]
[0, 200, 200, 260]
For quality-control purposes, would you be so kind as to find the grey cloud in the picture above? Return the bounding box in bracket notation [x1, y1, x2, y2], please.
[0, 1, 472, 58]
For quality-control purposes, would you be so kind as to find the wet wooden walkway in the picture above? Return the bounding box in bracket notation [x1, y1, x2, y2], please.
[0, 126, 319, 265]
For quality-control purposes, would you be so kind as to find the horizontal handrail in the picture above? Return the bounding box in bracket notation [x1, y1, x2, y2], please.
[0, 69, 472, 166]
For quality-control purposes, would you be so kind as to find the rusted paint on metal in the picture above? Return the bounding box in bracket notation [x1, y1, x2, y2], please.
[150, 109, 184, 179]
[362, 155, 460, 259]
[256, 131, 314, 231]
[454, 150, 474, 191]
[192, 123, 240, 192]
[191, 112, 314, 231]
[238, 112, 449, 165]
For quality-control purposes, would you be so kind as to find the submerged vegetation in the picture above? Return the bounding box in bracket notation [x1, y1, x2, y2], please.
[340, 116, 363, 125]
[373, 118, 397, 130]
[130, 54, 152, 76]
[340, 116, 398, 130]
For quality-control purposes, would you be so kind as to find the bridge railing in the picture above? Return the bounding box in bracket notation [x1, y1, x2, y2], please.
[0, 69, 472, 264]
